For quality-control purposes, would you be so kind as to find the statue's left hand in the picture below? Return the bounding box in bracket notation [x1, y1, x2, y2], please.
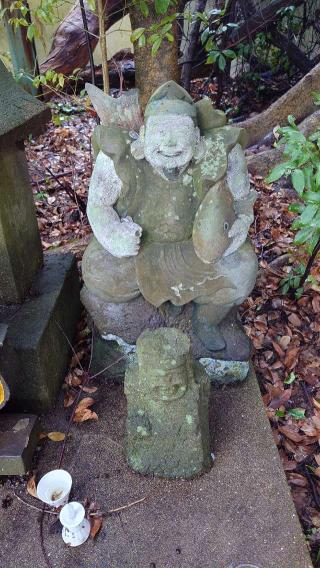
[223, 214, 249, 257]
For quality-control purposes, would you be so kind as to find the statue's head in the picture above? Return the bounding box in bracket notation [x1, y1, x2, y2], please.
[136, 327, 192, 402]
[132, 81, 204, 180]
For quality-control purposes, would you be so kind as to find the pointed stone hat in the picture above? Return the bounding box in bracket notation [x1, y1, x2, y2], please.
[0, 60, 50, 146]
[144, 80, 197, 120]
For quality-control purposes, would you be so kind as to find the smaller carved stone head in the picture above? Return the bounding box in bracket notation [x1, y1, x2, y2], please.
[131, 81, 205, 180]
[136, 327, 192, 402]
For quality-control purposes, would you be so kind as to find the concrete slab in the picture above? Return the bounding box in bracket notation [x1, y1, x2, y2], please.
[0, 369, 313, 568]
[0, 252, 81, 412]
[0, 414, 40, 475]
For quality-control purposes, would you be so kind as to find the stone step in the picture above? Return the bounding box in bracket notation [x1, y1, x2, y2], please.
[0, 414, 40, 476]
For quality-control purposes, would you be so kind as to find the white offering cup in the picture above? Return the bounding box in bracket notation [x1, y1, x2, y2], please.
[37, 469, 72, 508]
[60, 502, 91, 547]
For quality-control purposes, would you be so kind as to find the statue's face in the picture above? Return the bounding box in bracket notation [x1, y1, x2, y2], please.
[144, 114, 198, 180]
[147, 363, 188, 401]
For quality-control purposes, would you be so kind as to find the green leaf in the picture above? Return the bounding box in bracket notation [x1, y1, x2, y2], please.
[151, 36, 162, 56]
[218, 54, 226, 71]
[87, 0, 96, 10]
[291, 169, 305, 194]
[206, 50, 219, 64]
[303, 191, 320, 203]
[300, 203, 318, 224]
[284, 372, 297, 385]
[275, 409, 286, 418]
[155, 0, 170, 15]
[139, 0, 149, 17]
[130, 27, 145, 43]
[294, 226, 315, 245]
[165, 32, 174, 42]
[265, 162, 288, 183]
[222, 48, 236, 59]
[287, 408, 305, 420]
[138, 33, 146, 47]
[27, 23, 35, 41]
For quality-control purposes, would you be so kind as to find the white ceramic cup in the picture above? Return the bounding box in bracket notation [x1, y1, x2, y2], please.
[60, 502, 91, 546]
[37, 469, 72, 508]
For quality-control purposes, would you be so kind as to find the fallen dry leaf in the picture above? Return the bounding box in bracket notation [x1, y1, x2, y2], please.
[90, 514, 103, 539]
[47, 432, 66, 442]
[26, 474, 37, 498]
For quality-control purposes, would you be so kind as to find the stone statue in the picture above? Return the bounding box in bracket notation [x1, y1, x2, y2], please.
[82, 81, 257, 356]
[125, 327, 211, 478]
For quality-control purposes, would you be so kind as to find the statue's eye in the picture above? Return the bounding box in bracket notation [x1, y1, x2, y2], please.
[224, 222, 229, 232]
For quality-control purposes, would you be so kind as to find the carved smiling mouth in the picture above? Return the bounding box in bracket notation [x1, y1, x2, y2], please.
[158, 150, 182, 158]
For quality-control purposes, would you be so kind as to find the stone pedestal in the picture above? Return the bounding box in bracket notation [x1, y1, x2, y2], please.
[82, 284, 251, 384]
[0, 254, 81, 413]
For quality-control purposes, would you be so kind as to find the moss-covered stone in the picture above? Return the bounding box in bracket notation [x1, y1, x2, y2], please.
[0, 144, 43, 303]
[125, 327, 212, 479]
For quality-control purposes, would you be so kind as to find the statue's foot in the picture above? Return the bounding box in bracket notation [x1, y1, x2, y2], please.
[192, 320, 226, 351]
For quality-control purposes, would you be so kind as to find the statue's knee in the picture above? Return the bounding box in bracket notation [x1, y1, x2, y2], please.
[82, 237, 140, 302]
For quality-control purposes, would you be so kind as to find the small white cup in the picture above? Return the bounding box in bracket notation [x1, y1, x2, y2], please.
[37, 469, 72, 508]
[60, 502, 91, 546]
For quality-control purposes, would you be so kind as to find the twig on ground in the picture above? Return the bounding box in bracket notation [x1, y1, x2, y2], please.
[13, 492, 58, 515]
[106, 496, 147, 514]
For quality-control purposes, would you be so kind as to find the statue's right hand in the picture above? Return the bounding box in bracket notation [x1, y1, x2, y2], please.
[118, 216, 142, 257]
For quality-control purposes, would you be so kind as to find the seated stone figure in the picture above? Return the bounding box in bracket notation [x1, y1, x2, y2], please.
[82, 81, 257, 352]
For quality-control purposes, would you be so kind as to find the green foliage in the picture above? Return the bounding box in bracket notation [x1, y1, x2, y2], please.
[130, 13, 177, 56]
[266, 113, 320, 295]
[287, 408, 305, 420]
[284, 372, 297, 385]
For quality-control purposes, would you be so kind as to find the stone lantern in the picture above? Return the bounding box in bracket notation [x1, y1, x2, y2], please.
[0, 62, 81, 474]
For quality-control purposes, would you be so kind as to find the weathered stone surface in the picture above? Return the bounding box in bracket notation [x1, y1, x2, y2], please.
[0, 414, 40, 475]
[200, 358, 249, 383]
[0, 369, 313, 567]
[0, 144, 43, 303]
[0, 60, 50, 145]
[125, 328, 212, 478]
[82, 80, 257, 355]
[0, 253, 81, 412]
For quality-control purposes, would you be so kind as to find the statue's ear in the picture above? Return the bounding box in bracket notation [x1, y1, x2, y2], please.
[131, 126, 145, 160]
[85, 83, 113, 125]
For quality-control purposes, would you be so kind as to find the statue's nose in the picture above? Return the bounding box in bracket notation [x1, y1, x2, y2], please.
[162, 133, 176, 147]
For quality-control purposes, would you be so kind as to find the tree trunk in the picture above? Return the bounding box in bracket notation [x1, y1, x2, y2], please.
[40, 0, 123, 75]
[129, 5, 179, 111]
[247, 110, 320, 176]
[238, 61, 320, 147]
[180, 0, 206, 91]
